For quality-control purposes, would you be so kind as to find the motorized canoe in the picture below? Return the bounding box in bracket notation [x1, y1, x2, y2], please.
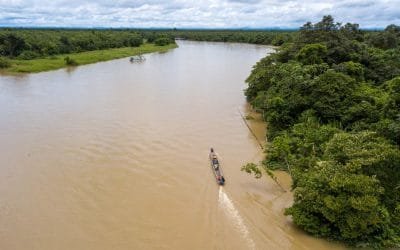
[209, 148, 225, 185]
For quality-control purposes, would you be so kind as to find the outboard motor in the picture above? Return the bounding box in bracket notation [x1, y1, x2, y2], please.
[220, 176, 225, 185]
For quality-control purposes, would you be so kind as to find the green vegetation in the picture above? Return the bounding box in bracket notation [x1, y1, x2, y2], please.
[0, 28, 294, 73]
[64, 56, 77, 66]
[2, 43, 177, 73]
[0, 28, 294, 62]
[0, 56, 10, 68]
[0, 29, 178, 73]
[0, 29, 150, 58]
[171, 30, 295, 45]
[154, 36, 175, 46]
[243, 15, 400, 247]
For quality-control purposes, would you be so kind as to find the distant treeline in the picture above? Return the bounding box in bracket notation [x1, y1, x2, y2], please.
[0, 29, 177, 62]
[244, 16, 400, 248]
[0, 27, 397, 66]
[171, 30, 296, 45]
[0, 28, 296, 62]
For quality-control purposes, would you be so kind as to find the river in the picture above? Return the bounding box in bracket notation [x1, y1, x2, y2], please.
[0, 41, 344, 249]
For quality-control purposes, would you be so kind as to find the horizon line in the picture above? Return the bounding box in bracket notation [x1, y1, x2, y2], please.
[0, 26, 385, 31]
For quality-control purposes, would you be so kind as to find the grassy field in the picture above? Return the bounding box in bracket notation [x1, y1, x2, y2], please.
[2, 43, 177, 74]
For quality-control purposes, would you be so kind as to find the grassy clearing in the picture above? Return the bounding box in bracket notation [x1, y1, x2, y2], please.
[3, 43, 177, 74]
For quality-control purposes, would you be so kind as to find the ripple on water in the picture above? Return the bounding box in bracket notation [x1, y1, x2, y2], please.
[218, 187, 256, 249]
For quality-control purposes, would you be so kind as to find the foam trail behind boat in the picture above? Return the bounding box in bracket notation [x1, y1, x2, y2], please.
[218, 187, 256, 249]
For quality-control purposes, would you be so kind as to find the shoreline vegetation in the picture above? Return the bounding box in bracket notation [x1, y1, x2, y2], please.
[243, 16, 400, 248]
[0, 43, 177, 74]
[0, 29, 179, 73]
[0, 28, 294, 74]
[0, 27, 390, 75]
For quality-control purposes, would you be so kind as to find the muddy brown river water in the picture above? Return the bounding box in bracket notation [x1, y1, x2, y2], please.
[0, 41, 344, 250]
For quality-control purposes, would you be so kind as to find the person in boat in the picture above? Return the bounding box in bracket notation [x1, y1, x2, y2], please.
[213, 157, 219, 167]
[212, 156, 218, 164]
[210, 148, 216, 157]
[210, 148, 225, 184]
[210, 148, 219, 169]
[210, 148, 217, 162]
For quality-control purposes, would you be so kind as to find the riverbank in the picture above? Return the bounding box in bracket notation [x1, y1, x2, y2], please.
[245, 17, 400, 248]
[1, 43, 177, 74]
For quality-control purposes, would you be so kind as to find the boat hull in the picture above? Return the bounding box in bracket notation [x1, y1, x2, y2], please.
[209, 153, 225, 185]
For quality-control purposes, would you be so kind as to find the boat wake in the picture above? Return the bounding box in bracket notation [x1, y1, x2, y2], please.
[218, 187, 256, 249]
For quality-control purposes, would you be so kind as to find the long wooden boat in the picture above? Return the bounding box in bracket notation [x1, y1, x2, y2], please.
[209, 148, 225, 185]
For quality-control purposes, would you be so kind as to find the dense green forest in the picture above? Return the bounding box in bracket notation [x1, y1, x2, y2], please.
[0, 29, 176, 61]
[0, 28, 295, 68]
[244, 15, 400, 247]
[171, 30, 295, 45]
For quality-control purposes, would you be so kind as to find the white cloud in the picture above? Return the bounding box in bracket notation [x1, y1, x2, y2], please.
[0, 0, 398, 28]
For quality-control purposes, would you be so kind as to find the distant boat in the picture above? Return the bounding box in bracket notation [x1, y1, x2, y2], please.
[130, 54, 145, 62]
[209, 148, 225, 185]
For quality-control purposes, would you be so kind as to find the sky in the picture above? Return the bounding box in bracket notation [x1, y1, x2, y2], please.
[0, 0, 399, 29]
